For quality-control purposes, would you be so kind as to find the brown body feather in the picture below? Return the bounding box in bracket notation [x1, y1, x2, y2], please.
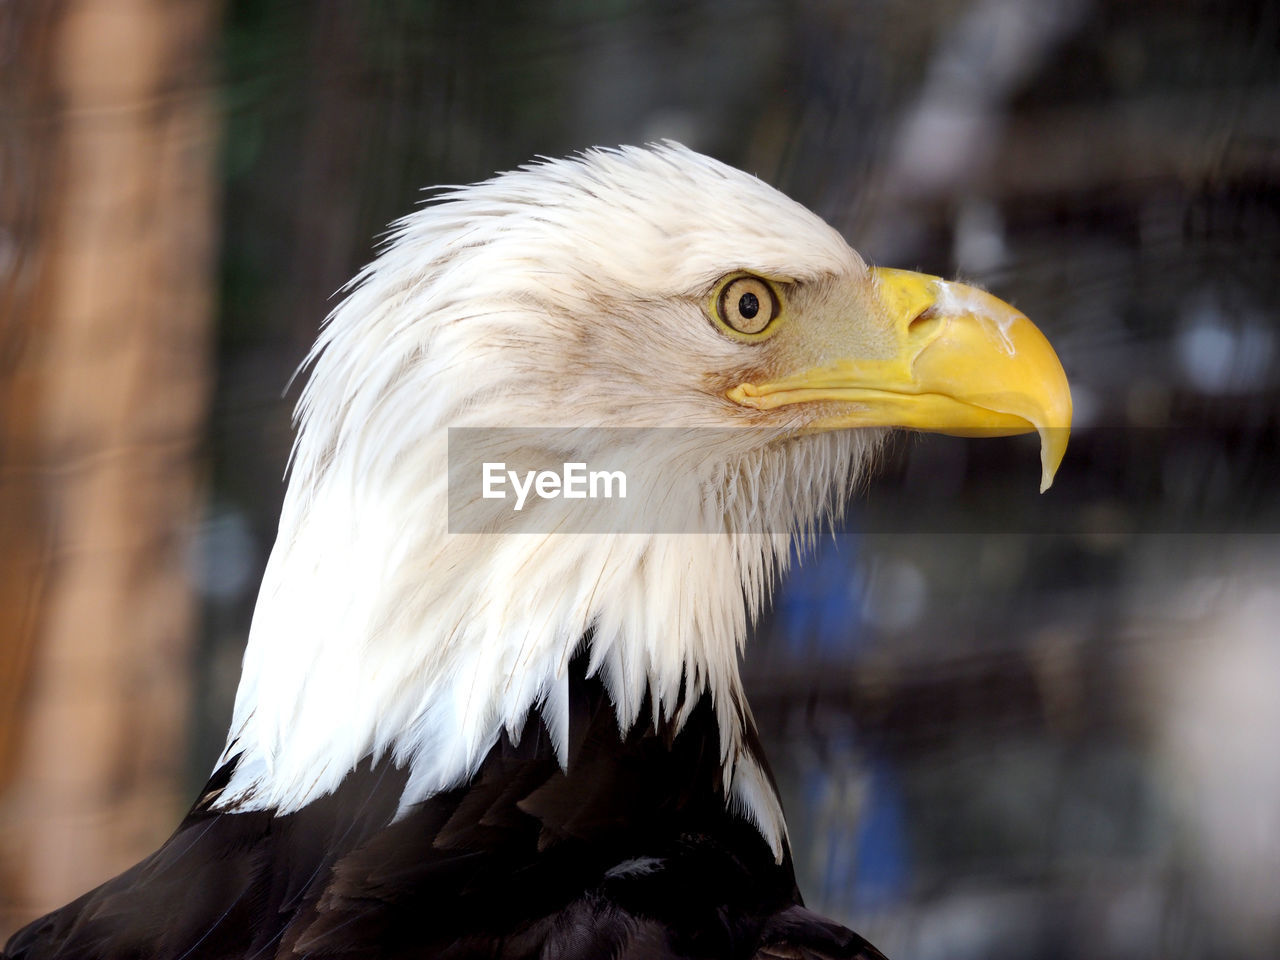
[5, 649, 883, 960]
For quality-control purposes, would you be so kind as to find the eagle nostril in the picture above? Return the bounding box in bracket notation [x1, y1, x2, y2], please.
[907, 305, 940, 337]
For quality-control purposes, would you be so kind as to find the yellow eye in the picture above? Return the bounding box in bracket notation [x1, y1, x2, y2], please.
[717, 275, 779, 336]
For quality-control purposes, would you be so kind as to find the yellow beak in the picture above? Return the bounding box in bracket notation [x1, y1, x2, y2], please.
[727, 268, 1072, 492]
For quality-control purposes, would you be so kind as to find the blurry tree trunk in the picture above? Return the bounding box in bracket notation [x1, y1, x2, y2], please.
[0, 0, 219, 937]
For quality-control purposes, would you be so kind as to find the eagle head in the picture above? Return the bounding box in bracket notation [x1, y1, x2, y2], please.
[214, 143, 1070, 858]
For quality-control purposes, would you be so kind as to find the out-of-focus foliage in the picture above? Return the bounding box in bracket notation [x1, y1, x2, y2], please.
[191, 2, 1280, 958]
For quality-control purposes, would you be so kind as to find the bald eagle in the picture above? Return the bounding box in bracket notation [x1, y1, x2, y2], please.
[4, 144, 1069, 960]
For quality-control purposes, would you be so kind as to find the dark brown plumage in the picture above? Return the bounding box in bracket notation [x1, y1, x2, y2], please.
[5, 648, 883, 960]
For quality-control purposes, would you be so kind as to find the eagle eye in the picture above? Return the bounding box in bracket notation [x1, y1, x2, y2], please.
[715, 275, 780, 337]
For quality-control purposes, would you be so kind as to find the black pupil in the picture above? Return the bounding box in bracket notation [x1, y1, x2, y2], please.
[738, 291, 760, 320]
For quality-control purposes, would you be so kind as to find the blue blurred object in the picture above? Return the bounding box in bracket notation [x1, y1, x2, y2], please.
[848, 753, 910, 910]
[776, 534, 869, 659]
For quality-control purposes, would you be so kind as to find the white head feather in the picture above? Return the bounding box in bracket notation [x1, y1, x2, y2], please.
[214, 143, 883, 860]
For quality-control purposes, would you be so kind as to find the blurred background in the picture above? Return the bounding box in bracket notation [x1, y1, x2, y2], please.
[1, 0, 1277, 956]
